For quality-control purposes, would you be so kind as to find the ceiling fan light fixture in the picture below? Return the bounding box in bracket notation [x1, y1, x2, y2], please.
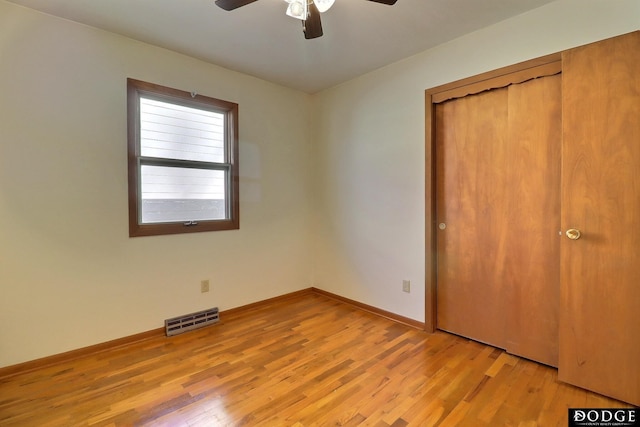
[313, 0, 335, 13]
[217, 0, 397, 39]
[285, 0, 308, 20]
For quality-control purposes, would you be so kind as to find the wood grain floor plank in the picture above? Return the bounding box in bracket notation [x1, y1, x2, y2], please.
[0, 293, 632, 426]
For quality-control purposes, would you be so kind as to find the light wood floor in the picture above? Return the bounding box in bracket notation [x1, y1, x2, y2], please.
[0, 292, 631, 426]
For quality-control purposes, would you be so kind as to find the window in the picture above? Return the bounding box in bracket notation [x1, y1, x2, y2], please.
[127, 79, 239, 237]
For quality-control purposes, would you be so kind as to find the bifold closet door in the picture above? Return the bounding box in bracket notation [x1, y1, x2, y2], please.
[559, 31, 640, 406]
[436, 74, 561, 366]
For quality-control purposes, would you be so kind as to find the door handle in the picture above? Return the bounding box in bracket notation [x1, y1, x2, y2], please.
[565, 228, 582, 240]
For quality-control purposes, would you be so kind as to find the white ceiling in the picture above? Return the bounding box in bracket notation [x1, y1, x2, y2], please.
[7, 0, 556, 93]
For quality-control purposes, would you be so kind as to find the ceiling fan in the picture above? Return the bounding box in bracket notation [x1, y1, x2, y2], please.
[214, 0, 398, 39]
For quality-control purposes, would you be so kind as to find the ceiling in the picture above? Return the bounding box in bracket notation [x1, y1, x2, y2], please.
[7, 0, 556, 93]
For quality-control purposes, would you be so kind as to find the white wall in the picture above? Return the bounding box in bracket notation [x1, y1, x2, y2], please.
[0, 1, 314, 367]
[312, 0, 639, 323]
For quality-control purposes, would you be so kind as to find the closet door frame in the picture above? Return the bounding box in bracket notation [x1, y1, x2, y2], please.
[424, 53, 562, 333]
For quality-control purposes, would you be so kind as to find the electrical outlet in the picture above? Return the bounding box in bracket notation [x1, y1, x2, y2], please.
[200, 279, 210, 293]
[402, 280, 411, 293]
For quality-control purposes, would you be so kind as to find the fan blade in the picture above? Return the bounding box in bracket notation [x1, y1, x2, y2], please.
[215, 0, 259, 11]
[366, 0, 397, 4]
[303, 1, 323, 39]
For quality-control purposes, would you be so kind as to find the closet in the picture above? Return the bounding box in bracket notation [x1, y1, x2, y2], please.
[426, 31, 639, 405]
[435, 74, 561, 367]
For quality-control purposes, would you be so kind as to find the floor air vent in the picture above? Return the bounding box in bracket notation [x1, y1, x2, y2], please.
[165, 307, 219, 336]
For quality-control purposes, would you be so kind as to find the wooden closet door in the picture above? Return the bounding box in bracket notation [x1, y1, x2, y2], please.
[504, 75, 561, 367]
[436, 88, 510, 349]
[559, 31, 640, 406]
[436, 75, 561, 365]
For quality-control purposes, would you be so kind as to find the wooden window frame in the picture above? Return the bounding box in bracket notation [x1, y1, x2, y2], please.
[127, 78, 239, 237]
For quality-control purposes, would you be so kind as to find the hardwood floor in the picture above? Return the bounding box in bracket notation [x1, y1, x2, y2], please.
[0, 292, 631, 426]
